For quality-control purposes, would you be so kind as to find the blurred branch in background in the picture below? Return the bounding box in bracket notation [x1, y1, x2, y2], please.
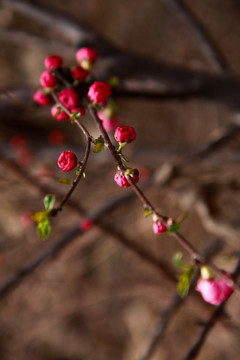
[139, 238, 224, 360]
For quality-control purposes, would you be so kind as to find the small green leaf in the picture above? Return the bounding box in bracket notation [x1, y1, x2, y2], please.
[44, 194, 55, 211]
[144, 208, 152, 218]
[93, 136, 105, 153]
[70, 111, 82, 123]
[167, 222, 180, 234]
[173, 252, 185, 268]
[83, 172, 86, 178]
[59, 178, 73, 185]
[176, 212, 190, 224]
[177, 267, 194, 297]
[38, 218, 51, 240]
[119, 152, 129, 162]
[31, 211, 47, 223]
[167, 212, 189, 235]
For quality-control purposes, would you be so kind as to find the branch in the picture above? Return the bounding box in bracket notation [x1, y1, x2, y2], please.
[3, 0, 240, 111]
[87, 102, 240, 292]
[0, 28, 74, 54]
[139, 238, 224, 360]
[0, 153, 176, 299]
[181, 258, 240, 360]
[163, 0, 230, 73]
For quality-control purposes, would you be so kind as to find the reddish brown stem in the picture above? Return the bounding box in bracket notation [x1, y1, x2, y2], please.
[87, 100, 239, 292]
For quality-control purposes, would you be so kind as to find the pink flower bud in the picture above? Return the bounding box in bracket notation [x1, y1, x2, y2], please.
[114, 171, 130, 188]
[44, 55, 63, 70]
[88, 81, 111, 105]
[114, 126, 136, 143]
[196, 274, 234, 305]
[33, 89, 51, 106]
[71, 106, 85, 117]
[153, 220, 167, 234]
[97, 110, 119, 131]
[75, 47, 98, 64]
[80, 218, 93, 232]
[40, 70, 58, 88]
[58, 89, 79, 109]
[72, 65, 88, 81]
[58, 151, 77, 171]
[51, 105, 69, 121]
[114, 169, 139, 188]
[48, 129, 65, 146]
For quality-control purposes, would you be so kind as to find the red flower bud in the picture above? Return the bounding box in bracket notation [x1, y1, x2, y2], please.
[58, 89, 79, 109]
[196, 274, 234, 305]
[33, 89, 51, 106]
[71, 106, 86, 117]
[72, 65, 88, 81]
[51, 105, 69, 121]
[75, 47, 98, 64]
[44, 55, 63, 70]
[153, 220, 167, 234]
[40, 70, 58, 88]
[114, 126, 136, 143]
[58, 151, 77, 171]
[88, 81, 111, 105]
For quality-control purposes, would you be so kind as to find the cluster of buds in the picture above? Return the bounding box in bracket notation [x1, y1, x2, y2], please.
[32, 48, 236, 306]
[33, 48, 112, 123]
[113, 126, 140, 188]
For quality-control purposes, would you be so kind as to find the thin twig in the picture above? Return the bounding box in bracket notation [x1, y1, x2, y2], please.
[0, 152, 177, 299]
[50, 91, 93, 216]
[164, 0, 230, 73]
[180, 258, 240, 360]
[139, 238, 224, 360]
[0, 28, 74, 54]
[87, 101, 240, 291]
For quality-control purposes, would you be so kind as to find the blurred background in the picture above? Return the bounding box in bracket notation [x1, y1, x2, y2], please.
[0, 1, 240, 359]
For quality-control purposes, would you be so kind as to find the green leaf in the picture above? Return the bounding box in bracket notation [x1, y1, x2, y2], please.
[173, 252, 185, 268]
[38, 218, 51, 240]
[93, 136, 105, 153]
[31, 211, 47, 223]
[119, 152, 129, 162]
[58, 178, 73, 185]
[167, 222, 180, 234]
[83, 172, 86, 178]
[70, 111, 82, 123]
[176, 212, 190, 224]
[144, 208, 152, 218]
[44, 194, 55, 211]
[167, 212, 189, 235]
[177, 267, 194, 297]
